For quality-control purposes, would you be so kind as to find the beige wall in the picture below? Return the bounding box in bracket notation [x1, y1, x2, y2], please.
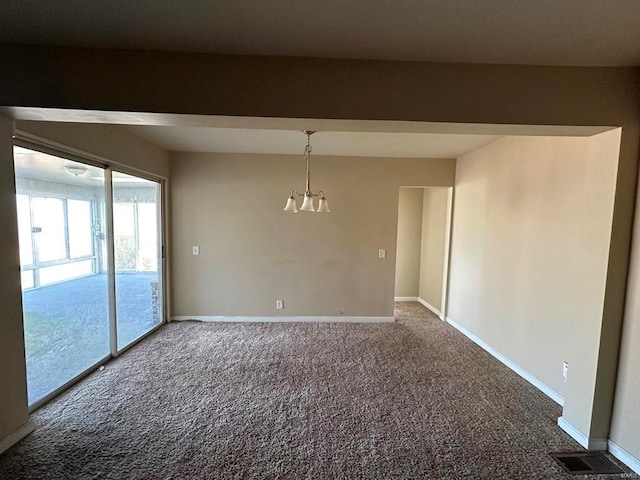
[395, 188, 423, 297]
[448, 133, 619, 439]
[582, 130, 628, 440]
[0, 115, 30, 446]
[419, 188, 449, 312]
[170, 153, 454, 318]
[610, 174, 640, 458]
[610, 281, 640, 458]
[1, 45, 638, 128]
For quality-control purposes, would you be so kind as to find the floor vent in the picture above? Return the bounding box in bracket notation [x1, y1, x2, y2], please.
[550, 452, 624, 475]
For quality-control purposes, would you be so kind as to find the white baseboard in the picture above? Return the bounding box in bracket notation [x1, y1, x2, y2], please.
[172, 316, 395, 323]
[557, 417, 588, 447]
[393, 297, 444, 321]
[0, 420, 34, 455]
[445, 316, 564, 406]
[608, 440, 640, 474]
[557, 417, 608, 450]
[417, 297, 444, 319]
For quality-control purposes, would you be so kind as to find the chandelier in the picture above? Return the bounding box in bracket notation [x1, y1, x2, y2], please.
[283, 130, 330, 213]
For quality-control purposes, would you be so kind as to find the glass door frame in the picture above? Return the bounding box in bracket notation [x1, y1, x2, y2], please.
[14, 137, 168, 411]
[109, 166, 166, 355]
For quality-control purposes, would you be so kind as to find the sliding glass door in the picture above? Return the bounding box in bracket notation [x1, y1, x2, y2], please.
[112, 172, 163, 351]
[14, 146, 111, 405]
[14, 145, 165, 407]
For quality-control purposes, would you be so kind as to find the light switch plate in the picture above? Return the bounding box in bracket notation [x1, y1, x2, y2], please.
[378, 249, 386, 259]
[192, 245, 199, 256]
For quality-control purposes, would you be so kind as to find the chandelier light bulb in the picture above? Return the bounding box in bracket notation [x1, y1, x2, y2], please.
[317, 195, 330, 213]
[283, 195, 298, 213]
[300, 193, 315, 212]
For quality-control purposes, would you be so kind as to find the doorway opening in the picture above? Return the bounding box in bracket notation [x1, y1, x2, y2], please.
[394, 186, 452, 319]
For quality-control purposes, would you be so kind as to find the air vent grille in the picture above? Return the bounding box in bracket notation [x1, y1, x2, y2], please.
[550, 452, 624, 475]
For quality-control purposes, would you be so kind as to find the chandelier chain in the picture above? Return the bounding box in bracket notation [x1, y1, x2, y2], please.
[305, 132, 312, 156]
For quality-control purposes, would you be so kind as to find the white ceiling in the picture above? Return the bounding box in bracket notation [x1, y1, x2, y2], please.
[125, 126, 501, 158]
[1, 1, 639, 66]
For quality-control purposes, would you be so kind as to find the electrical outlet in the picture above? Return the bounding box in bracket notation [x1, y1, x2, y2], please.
[562, 361, 569, 382]
[276, 300, 284, 310]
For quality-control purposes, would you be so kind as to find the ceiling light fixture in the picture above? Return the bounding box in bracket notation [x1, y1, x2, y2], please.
[284, 130, 330, 213]
[63, 165, 88, 177]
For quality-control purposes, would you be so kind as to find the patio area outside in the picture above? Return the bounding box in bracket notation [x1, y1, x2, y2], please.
[23, 272, 161, 405]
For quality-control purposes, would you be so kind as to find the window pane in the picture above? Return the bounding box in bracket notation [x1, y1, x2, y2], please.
[14, 146, 110, 406]
[113, 173, 163, 350]
[21, 270, 34, 289]
[16, 194, 33, 265]
[138, 203, 158, 271]
[68, 199, 93, 258]
[39, 260, 94, 286]
[113, 203, 136, 271]
[32, 197, 67, 262]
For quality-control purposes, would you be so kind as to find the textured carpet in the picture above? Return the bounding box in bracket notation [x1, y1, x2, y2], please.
[0, 303, 635, 479]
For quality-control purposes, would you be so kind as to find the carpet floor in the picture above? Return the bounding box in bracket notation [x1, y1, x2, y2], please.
[0, 302, 636, 479]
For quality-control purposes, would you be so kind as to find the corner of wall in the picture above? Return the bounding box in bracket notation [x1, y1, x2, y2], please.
[0, 421, 34, 456]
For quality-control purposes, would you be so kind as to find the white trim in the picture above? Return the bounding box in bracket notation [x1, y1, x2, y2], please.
[417, 297, 443, 319]
[394, 296, 419, 302]
[608, 440, 640, 474]
[590, 437, 609, 451]
[172, 316, 395, 323]
[445, 316, 564, 406]
[557, 417, 589, 448]
[557, 417, 608, 450]
[0, 421, 34, 455]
